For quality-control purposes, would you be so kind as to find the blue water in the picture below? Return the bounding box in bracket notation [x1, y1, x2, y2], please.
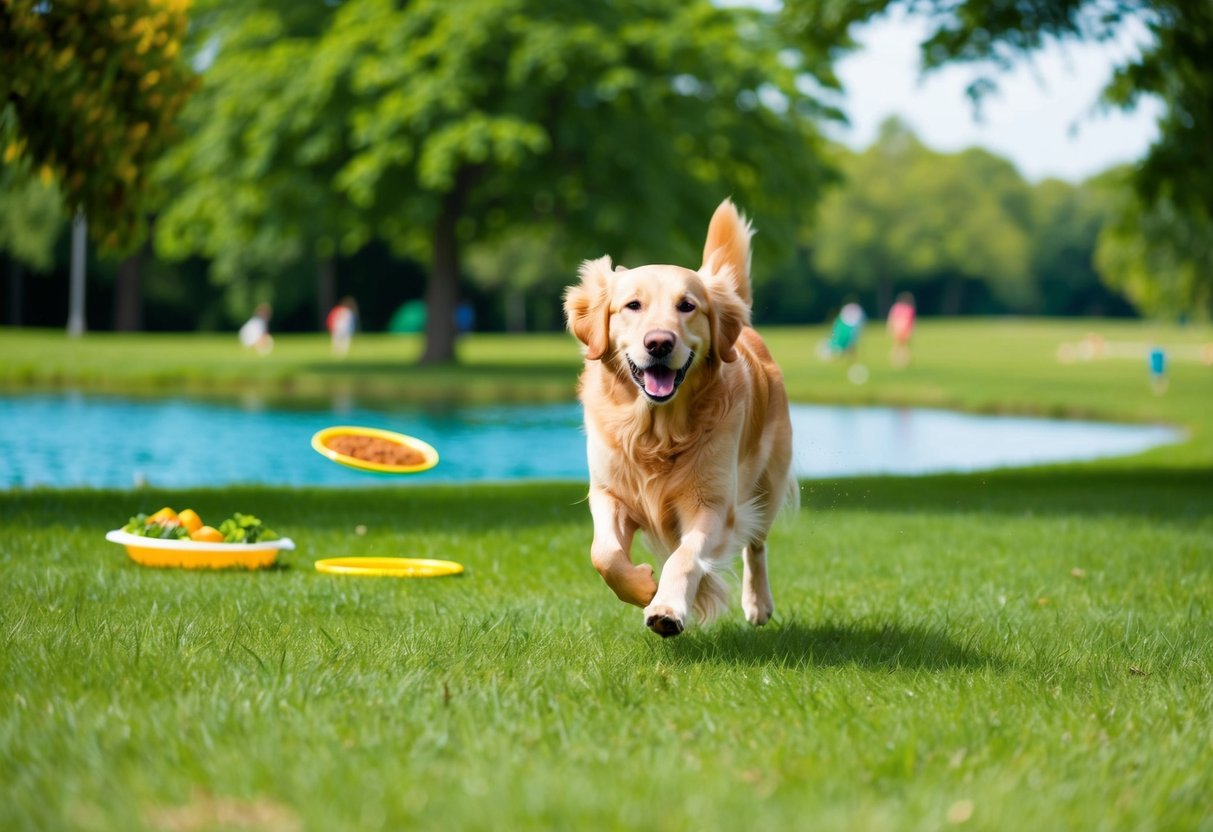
[0, 394, 1182, 490]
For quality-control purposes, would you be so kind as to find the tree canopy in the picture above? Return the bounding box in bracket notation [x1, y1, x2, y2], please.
[1031, 173, 1127, 316]
[812, 118, 1033, 315]
[6, 0, 1206, 331]
[1, 0, 197, 250]
[783, 0, 1213, 318]
[0, 165, 62, 271]
[1096, 174, 1213, 319]
[155, 0, 840, 361]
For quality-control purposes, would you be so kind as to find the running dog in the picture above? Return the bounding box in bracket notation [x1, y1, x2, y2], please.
[563, 199, 796, 637]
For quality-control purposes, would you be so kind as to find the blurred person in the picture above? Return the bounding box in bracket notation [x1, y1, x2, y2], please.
[1148, 346, 1168, 395]
[826, 301, 868, 384]
[456, 301, 476, 335]
[239, 303, 274, 356]
[886, 291, 916, 368]
[326, 296, 359, 357]
[828, 301, 866, 358]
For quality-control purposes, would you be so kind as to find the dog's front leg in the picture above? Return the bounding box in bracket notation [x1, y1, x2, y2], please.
[588, 486, 657, 607]
[644, 508, 727, 637]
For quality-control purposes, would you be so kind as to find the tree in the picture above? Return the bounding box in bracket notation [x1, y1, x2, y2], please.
[157, 0, 840, 362]
[1030, 174, 1133, 316]
[153, 1, 364, 327]
[1096, 170, 1213, 319]
[465, 228, 569, 332]
[812, 118, 1032, 315]
[0, 163, 64, 325]
[1, 0, 197, 251]
[782, 0, 1213, 317]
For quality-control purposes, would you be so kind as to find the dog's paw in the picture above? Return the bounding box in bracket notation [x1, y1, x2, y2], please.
[603, 562, 658, 607]
[743, 600, 773, 627]
[743, 585, 774, 627]
[630, 563, 658, 606]
[644, 604, 685, 638]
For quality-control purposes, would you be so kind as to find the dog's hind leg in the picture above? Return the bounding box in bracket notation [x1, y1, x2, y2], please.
[741, 539, 774, 626]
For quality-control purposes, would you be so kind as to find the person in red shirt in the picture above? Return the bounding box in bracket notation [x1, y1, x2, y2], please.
[887, 292, 916, 368]
[326, 297, 359, 357]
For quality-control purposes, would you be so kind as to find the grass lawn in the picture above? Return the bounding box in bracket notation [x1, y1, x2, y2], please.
[2, 319, 1212, 830]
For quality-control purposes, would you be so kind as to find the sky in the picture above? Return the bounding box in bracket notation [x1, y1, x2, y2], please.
[823, 9, 1163, 183]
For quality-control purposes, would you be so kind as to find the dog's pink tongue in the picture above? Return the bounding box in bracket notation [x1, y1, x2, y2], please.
[644, 366, 676, 397]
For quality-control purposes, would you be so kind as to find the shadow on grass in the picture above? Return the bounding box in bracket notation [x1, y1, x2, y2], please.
[805, 466, 1213, 523]
[664, 618, 1002, 671]
[1, 482, 595, 536]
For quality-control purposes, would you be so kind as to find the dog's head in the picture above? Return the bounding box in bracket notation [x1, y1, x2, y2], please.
[564, 255, 750, 405]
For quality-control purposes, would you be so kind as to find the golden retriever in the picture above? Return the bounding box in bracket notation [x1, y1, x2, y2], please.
[563, 199, 796, 637]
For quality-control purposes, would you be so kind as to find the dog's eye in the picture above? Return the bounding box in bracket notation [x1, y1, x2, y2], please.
[624, 300, 642, 311]
[676, 299, 696, 313]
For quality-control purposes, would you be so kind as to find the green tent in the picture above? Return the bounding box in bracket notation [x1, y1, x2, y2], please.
[388, 300, 426, 334]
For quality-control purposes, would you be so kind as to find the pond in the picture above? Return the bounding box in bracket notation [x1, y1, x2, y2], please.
[0, 393, 1182, 490]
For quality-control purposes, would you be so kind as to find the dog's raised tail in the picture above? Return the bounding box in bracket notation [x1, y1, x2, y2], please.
[701, 199, 754, 307]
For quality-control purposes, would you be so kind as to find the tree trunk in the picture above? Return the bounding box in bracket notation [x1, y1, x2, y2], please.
[942, 276, 966, 316]
[876, 275, 893, 319]
[505, 290, 526, 333]
[6, 256, 23, 326]
[113, 252, 143, 331]
[420, 179, 471, 365]
[316, 255, 336, 330]
[67, 211, 87, 337]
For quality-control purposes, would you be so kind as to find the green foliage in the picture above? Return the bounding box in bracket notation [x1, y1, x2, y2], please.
[1029, 175, 1129, 316]
[811, 118, 1032, 313]
[466, 228, 566, 294]
[316, 0, 832, 255]
[153, 0, 362, 315]
[1096, 182, 1213, 320]
[0, 0, 197, 252]
[0, 164, 63, 270]
[465, 227, 570, 331]
[155, 0, 838, 358]
[783, 0, 1213, 318]
[1094, 2, 1213, 224]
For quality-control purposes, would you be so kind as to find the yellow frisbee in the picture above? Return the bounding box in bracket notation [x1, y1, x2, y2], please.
[311, 425, 439, 474]
[314, 557, 464, 578]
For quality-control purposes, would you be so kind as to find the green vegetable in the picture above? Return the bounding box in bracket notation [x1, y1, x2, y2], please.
[122, 513, 190, 540]
[121, 510, 280, 544]
[217, 513, 278, 544]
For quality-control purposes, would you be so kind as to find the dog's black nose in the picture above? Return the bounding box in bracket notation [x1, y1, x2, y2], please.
[644, 330, 675, 359]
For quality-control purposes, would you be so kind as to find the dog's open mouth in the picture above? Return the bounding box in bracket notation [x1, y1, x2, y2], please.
[627, 352, 694, 403]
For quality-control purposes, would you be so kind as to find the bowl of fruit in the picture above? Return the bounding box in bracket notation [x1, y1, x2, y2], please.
[105, 507, 294, 570]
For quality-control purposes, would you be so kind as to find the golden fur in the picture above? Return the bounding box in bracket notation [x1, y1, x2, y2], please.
[563, 199, 796, 637]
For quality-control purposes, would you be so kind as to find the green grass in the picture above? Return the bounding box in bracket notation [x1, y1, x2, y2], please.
[2, 319, 1212, 830]
[2, 318, 1211, 428]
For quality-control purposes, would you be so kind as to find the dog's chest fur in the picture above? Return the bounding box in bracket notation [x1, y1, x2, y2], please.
[583, 366, 745, 553]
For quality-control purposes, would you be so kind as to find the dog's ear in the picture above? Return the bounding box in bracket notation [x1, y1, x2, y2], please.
[707, 278, 750, 363]
[564, 256, 615, 360]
